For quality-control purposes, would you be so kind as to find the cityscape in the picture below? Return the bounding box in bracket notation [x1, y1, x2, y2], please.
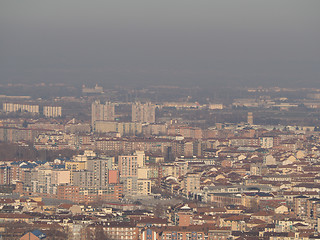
[0, 84, 320, 239]
[1, 0, 320, 239]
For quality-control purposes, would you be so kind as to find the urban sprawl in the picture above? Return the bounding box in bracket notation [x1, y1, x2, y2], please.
[1, 84, 320, 239]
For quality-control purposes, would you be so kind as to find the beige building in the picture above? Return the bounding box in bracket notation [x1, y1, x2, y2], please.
[51, 169, 70, 185]
[183, 173, 200, 196]
[137, 167, 149, 179]
[94, 121, 142, 136]
[162, 164, 179, 178]
[65, 161, 86, 184]
[91, 101, 115, 126]
[132, 102, 155, 123]
[142, 123, 167, 136]
[137, 179, 151, 195]
[43, 106, 62, 117]
[65, 161, 86, 171]
[259, 137, 274, 148]
[119, 152, 146, 195]
[135, 150, 146, 167]
[3, 103, 39, 114]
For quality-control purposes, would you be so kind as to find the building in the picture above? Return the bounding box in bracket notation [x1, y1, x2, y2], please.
[94, 121, 142, 136]
[43, 106, 62, 117]
[57, 185, 80, 202]
[87, 223, 139, 240]
[51, 169, 70, 185]
[65, 160, 86, 184]
[141, 225, 231, 240]
[86, 157, 114, 188]
[0, 166, 11, 184]
[183, 172, 201, 197]
[260, 137, 274, 149]
[108, 169, 120, 184]
[118, 154, 138, 195]
[132, 102, 156, 123]
[137, 179, 151, 195]
[3, 103, 39, 114]
[91, 101, 115, 127]
[72, 170, 93, 187]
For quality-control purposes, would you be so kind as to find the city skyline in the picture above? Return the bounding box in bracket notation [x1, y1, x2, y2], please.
[1, 1, 320, 239]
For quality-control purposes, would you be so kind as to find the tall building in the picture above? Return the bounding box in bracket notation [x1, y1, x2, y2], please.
[33, 166, 53, 194]
[3, 103, 39, 114]
[136, 151, 146, 167]
[183, 172, 200, 197]
[43, 106, 62, 118]
[118, 155, 138, 179]
[91, 101, 115, 127]
[0, 166, 11, 185]
[86, 157, 114, 188]
[137, 179, 151, 195]
[118, 151, 149, 196]
[65, 160, 86, 172]
[132, 102, 156, 123]
[118, 154, 138, 195]
[72, 170, 93, 187]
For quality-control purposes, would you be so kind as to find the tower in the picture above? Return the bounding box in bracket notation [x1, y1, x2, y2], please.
[86, 157, 114, 187]
[132, 102, 155, 123]
[118, 154, 138, 195]
[91, 101, 115, 127]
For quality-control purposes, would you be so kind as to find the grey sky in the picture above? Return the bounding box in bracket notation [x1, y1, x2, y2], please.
[1, 0, 320, 88]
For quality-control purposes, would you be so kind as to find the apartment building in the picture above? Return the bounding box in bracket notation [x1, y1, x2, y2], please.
[132, 102, 156, 123]
[3, 103, 39, 114]
[43, 106, 62, 118]
[91, 101, 115, 126]
[86, 157, 114, 187]
[94, 121, 142, 136]
[119, 154, 138, 195]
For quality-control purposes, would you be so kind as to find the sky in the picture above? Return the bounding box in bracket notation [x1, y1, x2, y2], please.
[1, 0, 320, 88]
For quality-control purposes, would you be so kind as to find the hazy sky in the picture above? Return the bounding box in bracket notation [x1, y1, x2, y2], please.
[1, 0, 320, 88]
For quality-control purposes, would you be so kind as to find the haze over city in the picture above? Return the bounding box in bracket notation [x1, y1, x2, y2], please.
[1, 0, 320, 88]
[2, 1, 320, 240]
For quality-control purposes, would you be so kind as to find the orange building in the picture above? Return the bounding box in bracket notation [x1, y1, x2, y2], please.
[108, 169, 120, 184]
[57, 185, 80, 202]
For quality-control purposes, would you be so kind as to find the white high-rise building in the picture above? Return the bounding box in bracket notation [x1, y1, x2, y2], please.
[118, 154, 138, 195]
[91, 101, 115, 127]
[3, 103, 39, 114]
[86, 157, 114, 187]
[43, 106, 62, 118]
[132, 102, 155, 123]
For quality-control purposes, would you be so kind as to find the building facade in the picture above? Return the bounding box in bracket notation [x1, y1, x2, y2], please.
[132, 102, 156, 123]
